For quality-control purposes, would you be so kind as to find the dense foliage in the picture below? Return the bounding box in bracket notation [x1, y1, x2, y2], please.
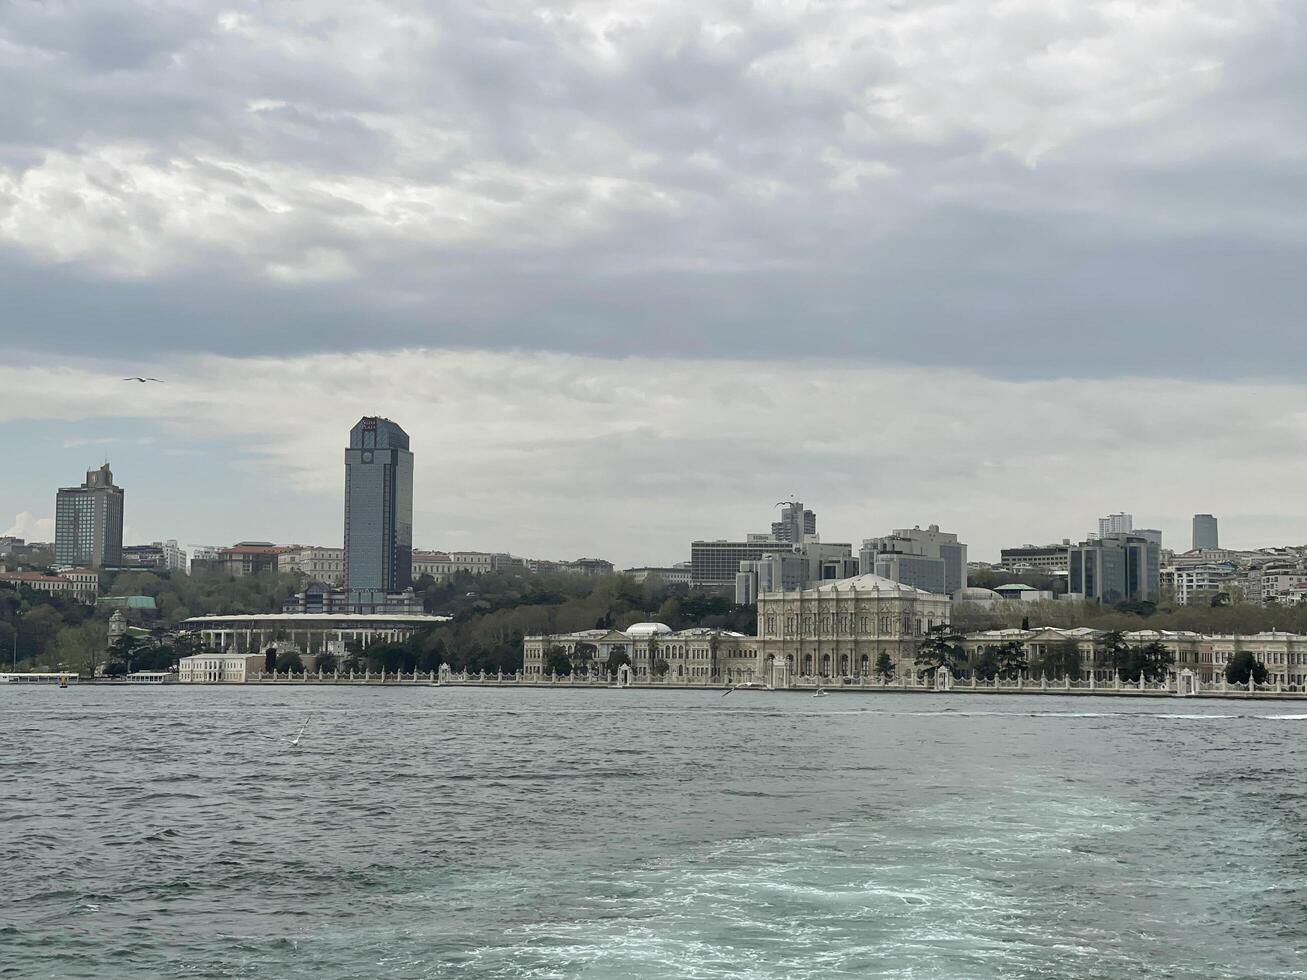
[1224, 650, 1269, 686]
[0, 568, 303, 674]
[951, 594, 1307, 636]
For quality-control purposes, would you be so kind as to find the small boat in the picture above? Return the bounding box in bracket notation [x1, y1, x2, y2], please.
[59, 676, 68, 689]
[813, 687, 829, 698]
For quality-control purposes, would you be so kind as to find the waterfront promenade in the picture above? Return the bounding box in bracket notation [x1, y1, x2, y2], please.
[180, 668, 1306, 699]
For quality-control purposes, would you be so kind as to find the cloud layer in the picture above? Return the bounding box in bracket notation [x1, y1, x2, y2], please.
[2, 0, 1305, 374]
[3, 348, 1307, 563]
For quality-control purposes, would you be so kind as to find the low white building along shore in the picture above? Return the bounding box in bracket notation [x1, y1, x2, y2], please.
[178, 613, 445, 660]
[525, 575, 1307, 691]
[177, 654, 266, 683]
[525, 573, 952, 684]
[524, 623, 757, 683]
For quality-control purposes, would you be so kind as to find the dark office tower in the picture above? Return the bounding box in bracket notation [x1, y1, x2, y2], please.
[54, 463, 124, 568]
[1193, 514, 1219, 551]
[343, 418, 413, 595]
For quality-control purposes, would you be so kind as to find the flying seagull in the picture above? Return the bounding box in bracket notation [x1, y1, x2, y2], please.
[258, 716, 311, 748]
[123, 377, 163, 383]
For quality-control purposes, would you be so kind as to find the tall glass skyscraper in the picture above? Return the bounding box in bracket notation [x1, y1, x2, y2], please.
[1193, 514, 1219, 551]
[343, 417, 413, 596]
[54, 463, 124, 568]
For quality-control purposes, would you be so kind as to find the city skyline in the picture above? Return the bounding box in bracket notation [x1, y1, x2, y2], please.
[4, 1, 1307, 569]
[0, 366, 1296, 570]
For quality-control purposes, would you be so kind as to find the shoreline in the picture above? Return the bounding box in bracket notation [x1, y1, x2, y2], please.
[23, 679, 1307, 701]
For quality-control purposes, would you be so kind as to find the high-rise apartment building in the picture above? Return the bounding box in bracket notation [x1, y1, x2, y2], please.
[1095, 512, 1133, 540]
[344, 417, 413, 596]
[771, 502, 817, 545]
[1193, 514, 1219, 551]
[54, 464, 124, 568]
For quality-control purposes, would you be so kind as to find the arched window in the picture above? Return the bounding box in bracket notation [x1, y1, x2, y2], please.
[839, 654, 849, 676]
[820, 654, 831, 677]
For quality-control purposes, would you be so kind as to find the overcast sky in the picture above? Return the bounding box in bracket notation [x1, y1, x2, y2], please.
[3, 0, 1307, 565]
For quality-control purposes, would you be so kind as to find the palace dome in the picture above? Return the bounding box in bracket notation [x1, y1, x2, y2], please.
[625, 622, 673, 638]
[810, 574, 934, 595]
[954, 586, 1002, 601]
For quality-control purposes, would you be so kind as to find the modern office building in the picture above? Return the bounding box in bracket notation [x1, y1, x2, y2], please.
[694, 500, 852, 592]
[999, 542, 1072, 573]
[54, 464, 124, 568]
[1193, 514, 1220, 551]
[344, 417, 414, 598]
[771, 501, 817, 545]
[1132, 528, 1163, 548]
[858, 525, 967, 595]
[694, 539, 797, 589]
[1067, 533, 1160, 604]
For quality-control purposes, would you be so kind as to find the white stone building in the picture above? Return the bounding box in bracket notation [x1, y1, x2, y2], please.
[526, 573, 951, 683]
[279, 546, 346, 586]
[1161, 562, 1238, 605]
[178, 653, 266, 683]
[179, 613, 443, 658]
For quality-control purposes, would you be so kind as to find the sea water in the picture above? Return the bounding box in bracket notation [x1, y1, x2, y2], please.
[2, 686, 1304, 978]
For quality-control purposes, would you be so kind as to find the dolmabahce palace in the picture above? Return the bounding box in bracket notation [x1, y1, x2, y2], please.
[522, 573, 1307, 688]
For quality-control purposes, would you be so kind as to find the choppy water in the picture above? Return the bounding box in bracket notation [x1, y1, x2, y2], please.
[2, 687, 1306, 979]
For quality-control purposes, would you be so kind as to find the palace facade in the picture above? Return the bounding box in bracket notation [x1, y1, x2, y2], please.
[524, 573, 951, 682]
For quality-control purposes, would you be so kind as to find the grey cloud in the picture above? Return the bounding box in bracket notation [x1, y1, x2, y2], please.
[0, 0, 1305, 380]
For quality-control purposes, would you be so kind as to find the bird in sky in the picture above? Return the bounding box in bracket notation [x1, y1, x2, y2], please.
[122, 377, 163, 383]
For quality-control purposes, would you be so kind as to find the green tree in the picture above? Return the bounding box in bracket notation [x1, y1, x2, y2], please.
[1034, 639, 1083, 680]
[973, 647, 1000, 681]
[571, 641, 599, 675]
[873, 651, 894, 683]
[915, 625, 964, 678]
[606, 647, 631, 674]
[1116, 641, 1174, 683]
[995, 640, 1028, 679]
[106, 634, 140, 675]
[315, 651, 339, 673]
[278, 651, 304, 673]
[1140, 640, 1175, 682]
[48, 621, 107, 676]
[1096, 630, 1129, 677]
[366, 642, 415, 672]
[341, 639, 364, 673]
[1225, 650, 1268, 686]
[17, 605, 64, 660]
[652, 657, 670, 678]
[544, 646, 572, 676]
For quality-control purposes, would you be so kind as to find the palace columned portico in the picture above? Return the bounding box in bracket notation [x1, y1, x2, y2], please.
[180, 613, 446, 658]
